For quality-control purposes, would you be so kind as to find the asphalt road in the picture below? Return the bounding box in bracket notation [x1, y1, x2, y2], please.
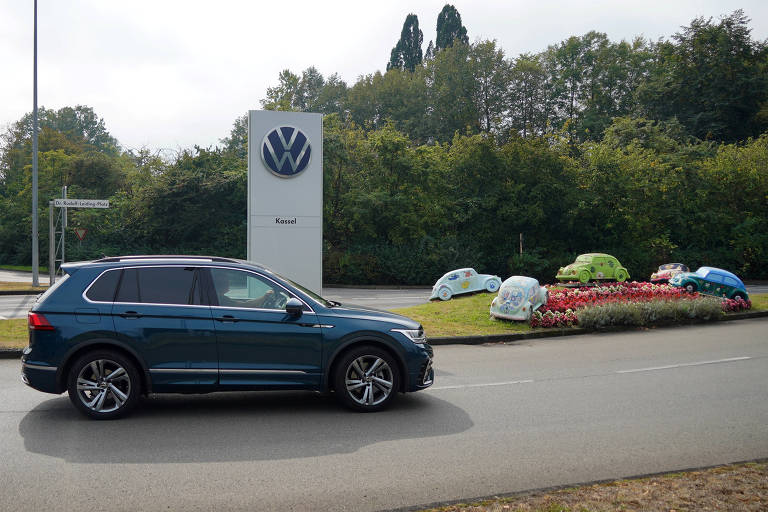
[1, 319, 767, 511]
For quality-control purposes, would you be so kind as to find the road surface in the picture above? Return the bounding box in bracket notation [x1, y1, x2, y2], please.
[1, 319, 766, 511]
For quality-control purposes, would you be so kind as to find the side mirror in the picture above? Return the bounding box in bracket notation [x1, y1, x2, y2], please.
[285, 297, 303, 317]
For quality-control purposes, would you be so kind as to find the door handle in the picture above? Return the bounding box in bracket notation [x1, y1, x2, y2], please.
[215, 315, 238, 323]
[119, 311, 141, 319]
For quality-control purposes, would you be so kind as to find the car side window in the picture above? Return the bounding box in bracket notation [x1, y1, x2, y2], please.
[86, 269, 121, 302]
[724, 277, 739, 287]
[115, 267, 198, 305]
[209, 268, 295, 310]
[708, 273, 724, 284]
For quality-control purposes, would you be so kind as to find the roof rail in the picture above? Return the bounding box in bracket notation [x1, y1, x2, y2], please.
[94, 255, 240, 263]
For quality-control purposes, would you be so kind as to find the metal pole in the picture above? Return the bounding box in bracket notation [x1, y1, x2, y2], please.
[49, 201, 54, 285]
[31, 0, 39, 286]
[61, 187, 66, 268]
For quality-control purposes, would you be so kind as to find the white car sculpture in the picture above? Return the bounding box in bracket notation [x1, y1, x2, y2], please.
[489, 276, 548, 321]
[430, 268, 502, 301]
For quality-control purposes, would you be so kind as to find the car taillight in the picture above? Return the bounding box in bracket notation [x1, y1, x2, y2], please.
[28, 312, 54, 331]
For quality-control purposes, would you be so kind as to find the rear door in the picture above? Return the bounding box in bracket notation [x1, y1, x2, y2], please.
[111, 266, 217, 391]
[205, 267, 323, 388]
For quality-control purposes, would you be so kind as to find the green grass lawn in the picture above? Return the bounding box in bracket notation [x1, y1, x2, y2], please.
[751, 293, 768, 311]
[0, 318, 27, 350]
[391, 292, 533, 338]
[0, 265, 49, 273]
[0, 281, 48, 293]
[392, 292, 768, 339]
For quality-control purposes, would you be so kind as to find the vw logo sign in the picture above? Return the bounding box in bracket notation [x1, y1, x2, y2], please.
[261, 126, 311, 178]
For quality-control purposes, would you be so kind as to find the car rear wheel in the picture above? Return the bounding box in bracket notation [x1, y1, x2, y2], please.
[67, 350, 141, 420]
[485, 279, 499, 293]
[684, 282, 698, 293]
[334, 346, 400, 412]
[615, 269, 628, 282]
[733, 292, 747, 301]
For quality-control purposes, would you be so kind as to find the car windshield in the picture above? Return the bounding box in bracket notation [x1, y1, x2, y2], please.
[575, 255, 591, 263]
[695, 268, 709, 278]
[273, 272, 334, 308]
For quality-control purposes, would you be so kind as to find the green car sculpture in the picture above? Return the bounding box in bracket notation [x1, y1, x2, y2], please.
[556, 253, 629, 283]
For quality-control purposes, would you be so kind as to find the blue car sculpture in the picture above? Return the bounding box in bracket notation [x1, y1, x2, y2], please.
[430, 268, 502, 301]
[489, 276, 548, 321]
[669, 266, 749, 300]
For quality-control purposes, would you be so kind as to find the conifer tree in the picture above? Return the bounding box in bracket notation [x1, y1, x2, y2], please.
[387, 14, 424, 72]
[435, 4, 468, 51]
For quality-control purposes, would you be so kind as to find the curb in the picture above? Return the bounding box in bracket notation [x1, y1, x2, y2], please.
[0, 349, 22, 359]
[0, 290, 44, 296]
[2, 311, 766, 360]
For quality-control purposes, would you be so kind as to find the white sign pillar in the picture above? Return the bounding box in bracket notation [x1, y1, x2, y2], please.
[247, 110, 323, 292]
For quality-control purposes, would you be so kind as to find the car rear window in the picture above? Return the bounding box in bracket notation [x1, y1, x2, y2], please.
[115, 267, 197, 305]
[85, 269, 121, 302]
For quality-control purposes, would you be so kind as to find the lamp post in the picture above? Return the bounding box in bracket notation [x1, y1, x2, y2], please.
[31, 0, 39, 286]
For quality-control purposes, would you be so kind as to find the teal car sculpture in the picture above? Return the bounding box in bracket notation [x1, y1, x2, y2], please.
[669, 266, 749, 300]
[430, 268, 502, 301]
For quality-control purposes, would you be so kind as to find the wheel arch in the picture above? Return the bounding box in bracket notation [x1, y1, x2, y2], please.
[57, 339, 150, 395]
[324, 334, 408, 394]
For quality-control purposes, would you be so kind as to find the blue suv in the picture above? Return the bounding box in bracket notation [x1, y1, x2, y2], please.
[21, 256, 434, 419]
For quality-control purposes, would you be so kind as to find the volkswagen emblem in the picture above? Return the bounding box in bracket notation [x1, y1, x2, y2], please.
[261, 126, 311, 178]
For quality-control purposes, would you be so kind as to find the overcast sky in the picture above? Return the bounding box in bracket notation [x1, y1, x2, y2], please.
[2, 1, 767, 152]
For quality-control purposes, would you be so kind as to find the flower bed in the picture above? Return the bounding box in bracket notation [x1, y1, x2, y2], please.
[541, 282, 690, 314]
[531, 282, 751, 328]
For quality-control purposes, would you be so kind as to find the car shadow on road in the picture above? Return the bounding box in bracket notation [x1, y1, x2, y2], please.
[19, 391, 473, 464]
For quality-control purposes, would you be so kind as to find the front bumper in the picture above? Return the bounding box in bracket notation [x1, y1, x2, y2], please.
[407, 344, 434, 391]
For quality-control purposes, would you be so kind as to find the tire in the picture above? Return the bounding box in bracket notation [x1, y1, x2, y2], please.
[733, 292, 746, 301]
[684, 282, 698, 293]
[615, 269, 628, 282]
[67, 350, 141, 420]
[578, 270, 591, 284]
[438, 286, 452, 301]
[485, 279, 500, 293]
[333, 345, 400, 412]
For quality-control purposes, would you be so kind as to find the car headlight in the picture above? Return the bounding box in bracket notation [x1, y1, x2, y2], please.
[391, 328, 427, 345]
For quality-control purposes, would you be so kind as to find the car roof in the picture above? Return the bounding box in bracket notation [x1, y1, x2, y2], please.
[61, 255, 271, 274]
[696, 266, 744, 285]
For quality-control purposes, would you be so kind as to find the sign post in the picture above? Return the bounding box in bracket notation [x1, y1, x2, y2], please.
[247, 111, 323, 292]
[48, 198, 110, 284]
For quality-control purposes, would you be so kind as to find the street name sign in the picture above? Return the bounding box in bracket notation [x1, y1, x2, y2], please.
[53, 199, 110, 208]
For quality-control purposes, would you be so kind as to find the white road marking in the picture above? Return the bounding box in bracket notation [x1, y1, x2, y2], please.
[616, 357, 751, 374]
[430, 379, 534, 391]
[0, 315, 6, 320]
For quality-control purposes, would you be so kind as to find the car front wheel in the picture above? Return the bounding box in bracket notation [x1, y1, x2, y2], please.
[684, 282, 698, 293]
[67, 350, 141, 420]
[334, 346, 400, 412]
[578, 270, 591, 284]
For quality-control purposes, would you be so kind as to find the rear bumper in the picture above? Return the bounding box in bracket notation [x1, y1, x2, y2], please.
[21, 349, 60, 394]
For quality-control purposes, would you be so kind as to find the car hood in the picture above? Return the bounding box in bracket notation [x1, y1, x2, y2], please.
[322, 303, 420, 329]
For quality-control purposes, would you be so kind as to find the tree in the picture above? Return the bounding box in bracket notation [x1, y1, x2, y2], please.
[470, 40, 509, 133]
[638, 10, 768, 141]
[387, 14, 423, 72]
[435, 4, 468, 52]
[295, 66, 325, 112]
[260, 70, 300, 111]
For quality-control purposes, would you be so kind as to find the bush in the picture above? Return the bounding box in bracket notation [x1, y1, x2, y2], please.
[577, 297, 723, 329]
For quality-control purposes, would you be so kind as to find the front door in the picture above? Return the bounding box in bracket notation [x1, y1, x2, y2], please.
[205, 268, 323, 388]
